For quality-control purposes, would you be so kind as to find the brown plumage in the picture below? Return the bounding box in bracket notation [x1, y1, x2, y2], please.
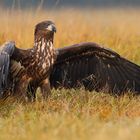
[50, 42, 140, 95]
[0, 21, 57, 101]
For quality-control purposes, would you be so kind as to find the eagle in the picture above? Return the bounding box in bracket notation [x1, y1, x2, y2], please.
[0, 21, 140, 102]
[0, 21, 57, 101]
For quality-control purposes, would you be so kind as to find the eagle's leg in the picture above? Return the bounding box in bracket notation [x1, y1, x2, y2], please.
[40, 78, 51, 100]
[27, 84, 38, 102]
[14, 75, 31, 101]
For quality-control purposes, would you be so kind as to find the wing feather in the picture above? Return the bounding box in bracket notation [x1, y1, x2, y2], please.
[50, 42, 140, 94]
[0, 41, 27, 97]
[0, 41, 15, 95]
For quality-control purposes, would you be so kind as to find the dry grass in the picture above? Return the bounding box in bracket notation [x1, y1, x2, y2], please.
[0, 7, 140, 140]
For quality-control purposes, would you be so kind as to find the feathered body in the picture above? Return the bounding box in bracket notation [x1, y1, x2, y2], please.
[0, 21, 57, 101]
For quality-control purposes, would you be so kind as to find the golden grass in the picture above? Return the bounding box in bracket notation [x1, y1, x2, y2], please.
[0, 8, 140, 63]
[0, 7, 140, 140]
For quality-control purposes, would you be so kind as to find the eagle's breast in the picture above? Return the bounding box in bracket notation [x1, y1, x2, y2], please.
[26, 38, 56, 80]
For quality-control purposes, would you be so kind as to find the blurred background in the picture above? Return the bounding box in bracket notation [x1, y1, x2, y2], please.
[1, 0, 140, 9]
[0, 0, 140, 64]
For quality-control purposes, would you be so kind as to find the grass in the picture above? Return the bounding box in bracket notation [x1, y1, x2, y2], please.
[0, 7, 140, 140]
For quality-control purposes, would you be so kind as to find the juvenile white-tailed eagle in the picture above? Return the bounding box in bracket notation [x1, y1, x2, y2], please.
[0, 21, 140, 101]
[0, 21, 57, 101]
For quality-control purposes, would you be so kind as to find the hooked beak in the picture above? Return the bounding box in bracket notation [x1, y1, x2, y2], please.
[47, 24, 57, 33]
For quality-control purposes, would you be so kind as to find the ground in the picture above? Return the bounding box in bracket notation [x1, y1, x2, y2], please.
[0, 7, 140, 140]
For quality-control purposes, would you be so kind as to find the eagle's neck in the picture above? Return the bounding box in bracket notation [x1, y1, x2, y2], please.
[33, 36, 54, 57]
[30, 35, 56, 73]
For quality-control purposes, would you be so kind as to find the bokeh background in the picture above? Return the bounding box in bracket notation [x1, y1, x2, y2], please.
[0, 0, 140, 62]
[1, 0, 140, 8]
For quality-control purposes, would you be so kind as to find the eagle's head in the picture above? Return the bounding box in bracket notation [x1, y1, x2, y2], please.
[35, 20, 56, 40]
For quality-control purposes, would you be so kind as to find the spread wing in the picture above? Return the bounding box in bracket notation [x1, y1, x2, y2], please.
[0, 41, 27, 96]
[50, 42, 140, 94]
[0, 41, 15, 94]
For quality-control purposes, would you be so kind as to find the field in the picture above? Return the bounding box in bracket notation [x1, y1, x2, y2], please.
[0, 7, 140, 140]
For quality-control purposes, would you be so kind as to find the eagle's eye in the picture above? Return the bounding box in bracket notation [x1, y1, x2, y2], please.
[46, 24, 57, 33]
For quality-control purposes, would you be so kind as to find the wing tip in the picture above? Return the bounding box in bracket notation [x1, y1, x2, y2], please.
[0, 41, 16, 56]
[3, 40, 15, 46]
